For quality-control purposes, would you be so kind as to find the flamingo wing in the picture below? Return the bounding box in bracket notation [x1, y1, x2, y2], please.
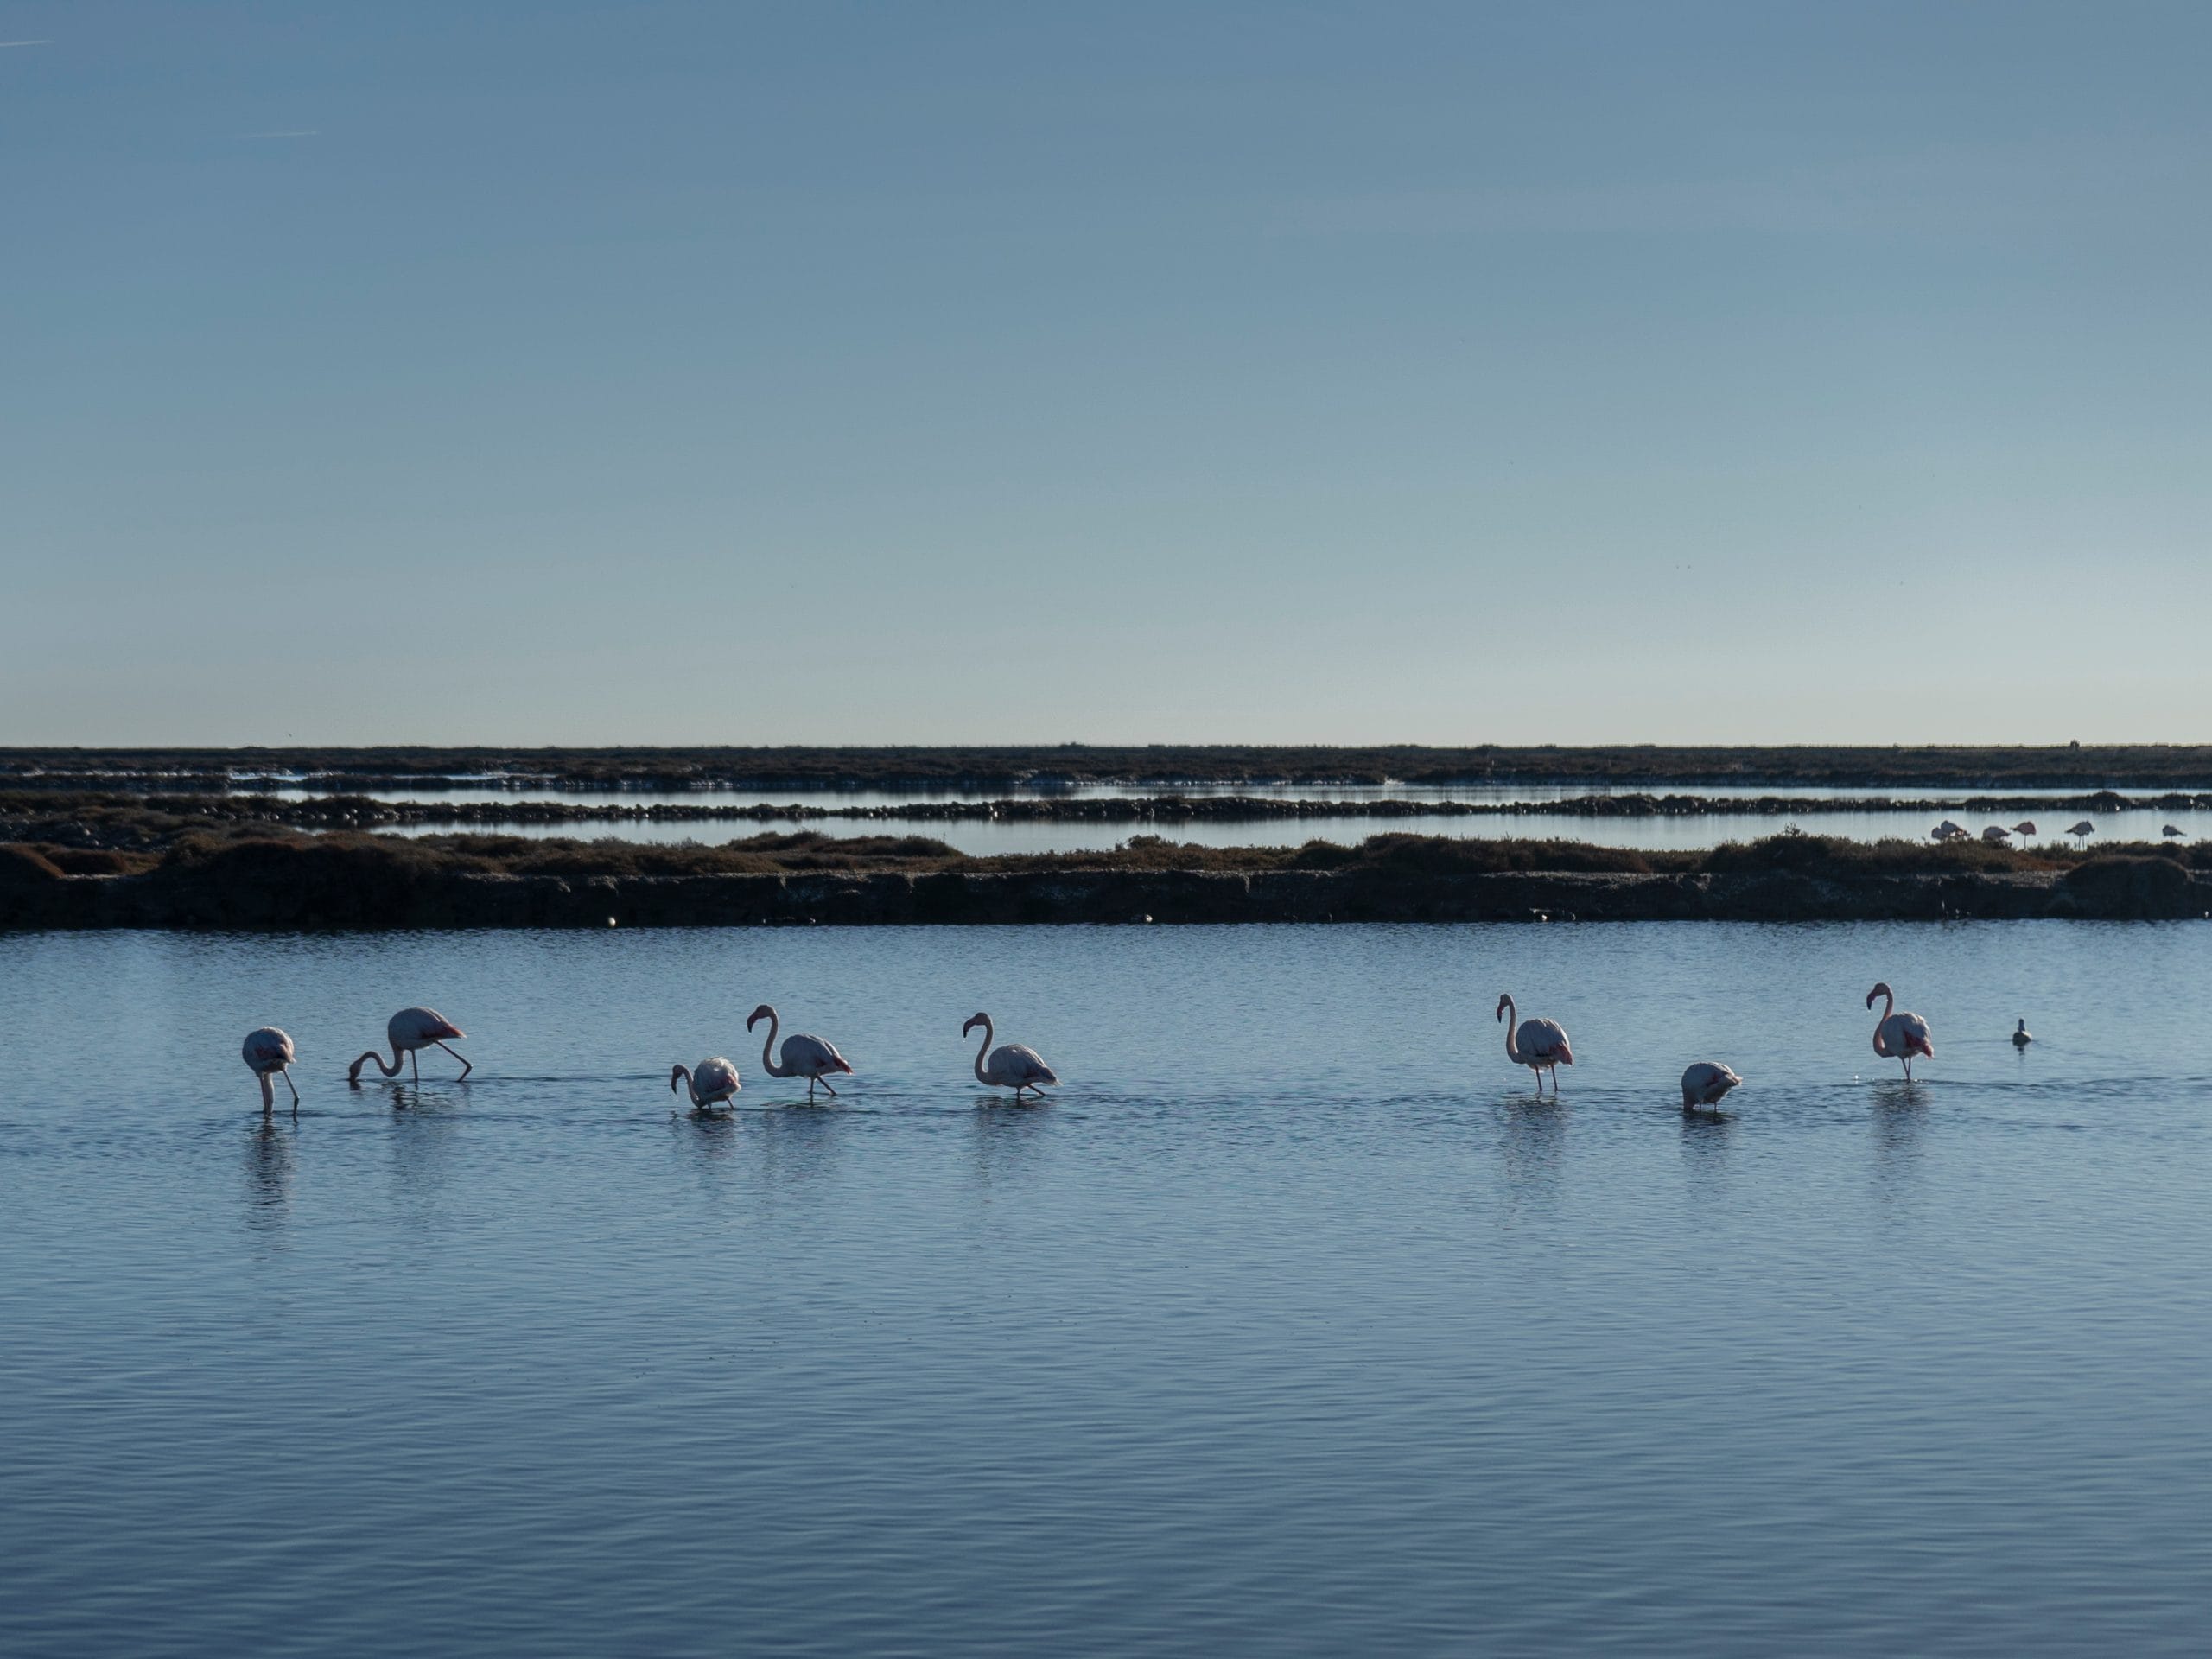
[1518, 1019, 1571, 1064]
[391, 1007, 464, 1047]
[993, 1044, 1058, 1085]
[784, 1033, 853, 1077]
[1681, 1061, 1740, 1105]
[242, 1027, 294, 1072]
[1879, 1013, 1934, 1058]
[694, 1057, 742, 1101]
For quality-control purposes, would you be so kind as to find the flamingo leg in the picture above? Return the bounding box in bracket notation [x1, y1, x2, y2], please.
[410, 1049, 420, 1082]
[259, 1072, 275, 1112]
[283, 1070, 300, 1110]
[818, 1076, 838, 1098]
[435, 1040, 472, 1080]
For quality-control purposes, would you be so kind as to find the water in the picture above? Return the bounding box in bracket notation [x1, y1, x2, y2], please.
[4, 923, 2210, 1656]
[381, 804, 2205, 855]
[251, 783, 2212, 853]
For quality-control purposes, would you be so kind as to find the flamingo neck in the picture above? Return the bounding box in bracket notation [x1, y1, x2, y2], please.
[1500, 997, 1521, 1065]
[972, 1020, 994, 1083]
[1871, 989, 1895, 1054]
[757, 1009, 790, 1077]
[352, 1046, 403, 1079]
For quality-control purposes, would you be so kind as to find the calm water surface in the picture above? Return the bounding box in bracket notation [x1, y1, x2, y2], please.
[264, 782, 2212, 854]
[4, 923, 2210, 1656]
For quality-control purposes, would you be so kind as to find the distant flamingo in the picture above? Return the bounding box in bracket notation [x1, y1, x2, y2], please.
[349, 1007, 471, 1084]
[2067, 820, 2096, 849]
[2163, 823, 2186, 842]
[671, 1057, 742, 1110]
[1681, 1061, 1741, 1111]
[1866, 982, 1934, 1080]
[243, 1027, 299, 1115]
[2012, 1018, 2033, 1047]
[2012, 821, 2037, 839]
[747, 1004, 853, 1100]
[1931, 820, 1967, 842]
[1497, 994, 1573, 1093]
[1980, 824, 2012, 844]
[963, 1012, 1058, 1101]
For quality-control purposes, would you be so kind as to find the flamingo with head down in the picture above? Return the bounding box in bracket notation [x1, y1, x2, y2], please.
[1497, 994, 1572, 1093]
[1866, 982, 1934, 1080]
[243, 1027, 299, 1116]
[349, 1007, 470, 1084]
[1681, 1061, 1741, 1112]
[747, 1004, 853, 1100]
[671, 1057, 742, 1111]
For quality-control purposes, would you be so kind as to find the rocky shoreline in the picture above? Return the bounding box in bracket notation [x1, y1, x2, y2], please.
[5, 846, 2204, 928]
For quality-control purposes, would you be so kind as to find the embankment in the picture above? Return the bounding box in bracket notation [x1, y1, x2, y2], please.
[4, 842, 2205, 927]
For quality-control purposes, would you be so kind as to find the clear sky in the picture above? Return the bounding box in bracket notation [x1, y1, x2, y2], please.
[4, 2, 2208, 746]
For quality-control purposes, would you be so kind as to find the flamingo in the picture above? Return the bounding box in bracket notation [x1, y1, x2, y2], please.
[747, 1004, 854, 1100]
[348, 1007, 471, 1084]
[1930, 820, 1967, 842]
[1866, 982, 1934, 1080]
[1681, 1061, 1742, 1111]
[2012, 821, 2037, 839]
[671, 1057, 742, 1110]
[963, 1012, 1058, 1100]
[1496, 994, 1573, 1093]
[2067, 820, 2096, 849]
[243, 1027, 299, 1115]
[1980, 824, 2012, 844]
[2163, 823, 2186, 842]
[2012, 1018, 2033, 1047]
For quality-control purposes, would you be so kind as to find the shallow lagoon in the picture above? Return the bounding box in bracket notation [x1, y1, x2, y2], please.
[4, 923, 2210, 1656]
[269, 782, 2212, 854]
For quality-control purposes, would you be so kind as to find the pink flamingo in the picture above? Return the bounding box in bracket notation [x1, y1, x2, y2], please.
[963, 1012, 1058, 1101]
[671, 1057, 742, 1111]
[1866, 982, 1934, 1080]
[349, 1007, 470, 1084]
[243, 1027, 299, 1115]
[747, 1004, 854, 1099]
[1681, 1061, 1742, 1111]
[1497, 994, 1572, 1093]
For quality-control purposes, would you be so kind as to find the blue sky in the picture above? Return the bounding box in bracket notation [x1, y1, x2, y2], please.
[4, 2, 2208, 745]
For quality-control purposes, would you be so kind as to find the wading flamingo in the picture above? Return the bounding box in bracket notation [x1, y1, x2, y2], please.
[747, 1004, 853, 1099]
[2068, 820, 2096, 848]
[2012, 821, 2037, 839]
[1497, 994, 1572, 1093]
[349, 1007, 471, 1084]
[1681, 1061, 1742, 1111]
[671, 1057, 741, 1110]
[243, 1027, 299, 1115]
[1981, 824, 2012, 844]
[963, 1012, 1058, 1101]
[1866, 982, 1934, 1080]
[2012, 1018, 2033, 1047]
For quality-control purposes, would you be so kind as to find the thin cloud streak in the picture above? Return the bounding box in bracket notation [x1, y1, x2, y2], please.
[233, 129, 319, 139]
[0, 39, 57, 47]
